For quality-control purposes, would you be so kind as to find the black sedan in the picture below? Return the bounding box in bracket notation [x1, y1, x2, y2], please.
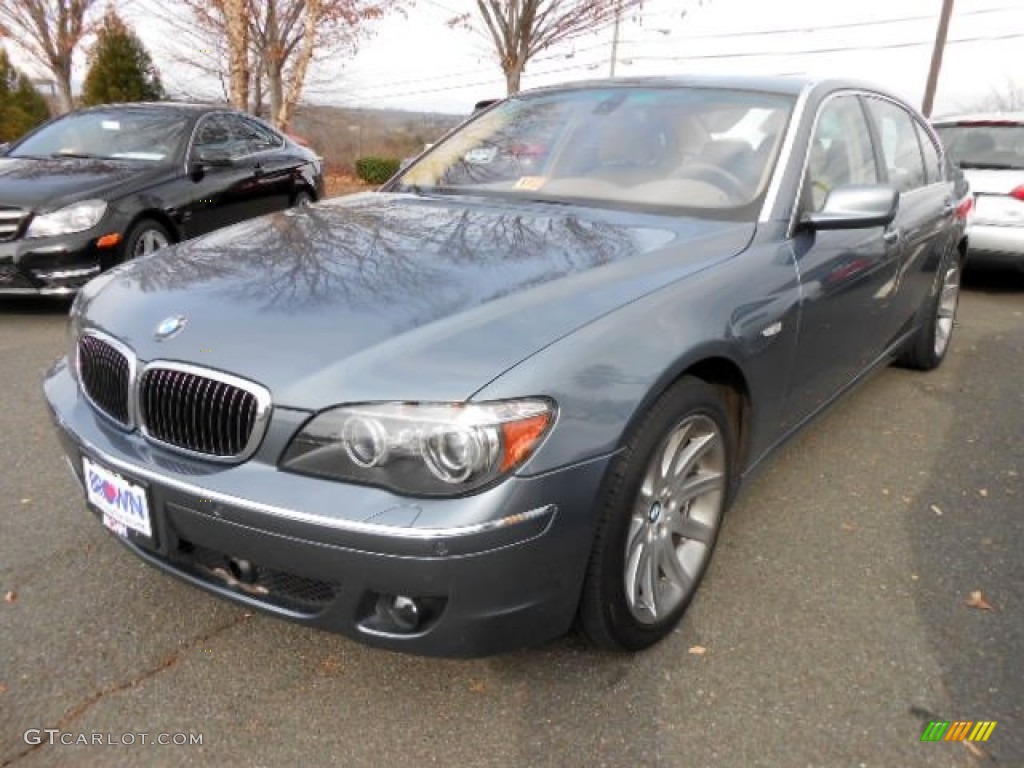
[45, 76, 968, 657]
[0, 103, 323, 296]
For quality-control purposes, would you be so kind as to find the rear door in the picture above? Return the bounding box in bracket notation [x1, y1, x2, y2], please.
[781, 93, 897, 431]
[862, 97, 954, 327]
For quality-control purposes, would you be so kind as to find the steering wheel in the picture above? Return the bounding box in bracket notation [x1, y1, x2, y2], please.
[674, 163, 748, 202]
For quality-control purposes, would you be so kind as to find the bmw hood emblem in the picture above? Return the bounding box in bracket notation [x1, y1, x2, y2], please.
[154, 315, 187, 341]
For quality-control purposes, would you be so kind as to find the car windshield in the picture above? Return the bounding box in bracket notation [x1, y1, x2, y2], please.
[392, 87, 794, 217]
[10, 109, 191, 163]
[935, 123, 1024, 170]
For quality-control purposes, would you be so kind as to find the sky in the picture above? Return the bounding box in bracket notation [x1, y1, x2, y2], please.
[14, 0, 1024, 117]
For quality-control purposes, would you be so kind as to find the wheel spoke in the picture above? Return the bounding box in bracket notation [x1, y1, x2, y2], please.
[671, 431, 717, 481]
[667, 513, 713, 544]
[659, 423, 691, 481]
[641, 545, 657, 617]
[657, 535, 692, 592]
[624, 528, 646, 610]
[672, 468, 724, 504]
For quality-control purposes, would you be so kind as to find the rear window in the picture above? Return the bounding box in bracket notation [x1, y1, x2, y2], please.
[934, 123, 1024, 170]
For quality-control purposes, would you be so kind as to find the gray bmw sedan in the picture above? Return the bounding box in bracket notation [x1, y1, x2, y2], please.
[44, 76, 969, 657]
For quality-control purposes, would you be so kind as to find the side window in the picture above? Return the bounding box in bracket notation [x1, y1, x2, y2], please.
[236, 117, 284, 153]
[865, 98, 926, 192]
[914, 121, 943, 183]
[806, 96, 878, 211]
[194, 114, 249, 160]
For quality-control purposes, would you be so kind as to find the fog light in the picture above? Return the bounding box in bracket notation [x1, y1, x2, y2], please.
[380, 594, 421, 632]
[227, 557, 257, 584]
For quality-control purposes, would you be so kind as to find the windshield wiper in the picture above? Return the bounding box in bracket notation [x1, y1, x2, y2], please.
[50, 151, 100, 159]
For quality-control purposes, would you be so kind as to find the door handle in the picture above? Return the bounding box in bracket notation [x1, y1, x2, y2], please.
[883, 228, 901, 244]
[941, 202, 955, 216]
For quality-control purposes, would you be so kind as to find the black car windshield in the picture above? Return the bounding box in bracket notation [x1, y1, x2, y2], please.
[392, 87, 794, 217]
[935, 123, 1024, 170]
[11, 109, 191, 162]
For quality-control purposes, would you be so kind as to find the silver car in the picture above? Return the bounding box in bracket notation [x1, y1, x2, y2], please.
[933, 114, 1024, 269]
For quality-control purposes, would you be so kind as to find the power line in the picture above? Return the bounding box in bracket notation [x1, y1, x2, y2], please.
[622, 30, 1024, 63]
[345, 29, 1024, 105]
[340, 3, 1022, 96]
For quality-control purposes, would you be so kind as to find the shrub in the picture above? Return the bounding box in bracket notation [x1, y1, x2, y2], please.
[0, 48, 49, 142]
[355, 156, 401, 184]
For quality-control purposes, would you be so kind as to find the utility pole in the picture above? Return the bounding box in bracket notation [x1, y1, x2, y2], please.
[609, 0, 622, 77]
[922, 0, 955, 117]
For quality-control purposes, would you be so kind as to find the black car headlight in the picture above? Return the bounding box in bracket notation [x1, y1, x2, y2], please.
[280, 399, 555, 496]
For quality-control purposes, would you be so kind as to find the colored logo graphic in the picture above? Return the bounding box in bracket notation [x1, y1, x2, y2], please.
[920, 721, 996, 742]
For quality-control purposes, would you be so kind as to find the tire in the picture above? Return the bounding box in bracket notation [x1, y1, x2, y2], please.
[291, 189, 315, 208]
[896, 247, 961, 371]
[122, 219, 172, 262]
[577, 377, 736, 652]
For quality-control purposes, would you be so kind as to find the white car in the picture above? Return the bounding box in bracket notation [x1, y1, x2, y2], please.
[933, 114, 1024, 269]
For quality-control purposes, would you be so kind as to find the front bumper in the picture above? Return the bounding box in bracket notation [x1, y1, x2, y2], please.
[967, 224, 1024, 268]
[0, 229, 114, 296]
[44, 359, 611, 657]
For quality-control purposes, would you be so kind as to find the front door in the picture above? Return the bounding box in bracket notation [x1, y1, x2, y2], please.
[781, 94, 898, 431]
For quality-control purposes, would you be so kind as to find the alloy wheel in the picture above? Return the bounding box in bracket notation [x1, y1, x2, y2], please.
[624, 414, 726, 624]
[934, 261, 960, 358]
[132, 228, 170, 258]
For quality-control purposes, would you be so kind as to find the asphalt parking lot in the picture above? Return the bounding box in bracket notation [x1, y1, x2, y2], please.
[1, 269, 1021, 768]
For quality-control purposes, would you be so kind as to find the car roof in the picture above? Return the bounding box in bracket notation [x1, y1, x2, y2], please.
[519, 74, 897, 99]
[931, 112, 1024, 126]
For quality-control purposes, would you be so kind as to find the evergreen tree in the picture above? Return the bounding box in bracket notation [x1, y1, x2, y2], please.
[0, 48, 50, 143]
[82, 10, 165, 106]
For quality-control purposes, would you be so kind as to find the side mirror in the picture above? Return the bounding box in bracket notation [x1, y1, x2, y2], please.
[801, 184, 899, 230]
[0, 142, 9, 156]
[194, 148, 234, 168]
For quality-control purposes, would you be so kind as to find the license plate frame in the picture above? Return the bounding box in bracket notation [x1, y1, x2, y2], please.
[82, 455, 155, 544]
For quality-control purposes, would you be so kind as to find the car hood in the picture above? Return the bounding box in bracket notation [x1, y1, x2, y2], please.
[0, 156, 168, 211]
[78, 193, 755, 409]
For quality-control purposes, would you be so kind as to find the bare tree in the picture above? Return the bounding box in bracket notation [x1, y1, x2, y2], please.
[0, 0, 99, 113]
[452, 0, 641, 95]
[152, 0, 400, 129]
[958, 78, 1024, 113]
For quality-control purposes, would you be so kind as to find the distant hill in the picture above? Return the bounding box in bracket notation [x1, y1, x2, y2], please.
[292, 104, 465, 169]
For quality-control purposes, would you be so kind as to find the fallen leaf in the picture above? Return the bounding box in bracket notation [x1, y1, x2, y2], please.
[963, 740, 989, 759]
[688, 645, 707, 655]
[964, 590, 996, 611]
[930, 505, 943, 516]
[979, 488, 989, 497]
[469, 680, 487, 693]
[910, 573, 919, 581]
[319, 656, 343, 675]
[3, 591, 15, 604]
[840, 522, 858, 532]
[19, 499, 30, 504]
[881, 488, 890, 496]
[0, 682, 6, 694]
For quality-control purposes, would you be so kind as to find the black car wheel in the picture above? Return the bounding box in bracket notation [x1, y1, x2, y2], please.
[124, 219, 172, 261]
[291, 189, 315, 208]
[896, 247, 961, 371]
[578, 377, 735, 651]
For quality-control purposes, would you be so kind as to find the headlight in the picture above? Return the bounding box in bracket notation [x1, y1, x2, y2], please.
[26, 200, 107, 238]
[280, 399, 554, 496]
